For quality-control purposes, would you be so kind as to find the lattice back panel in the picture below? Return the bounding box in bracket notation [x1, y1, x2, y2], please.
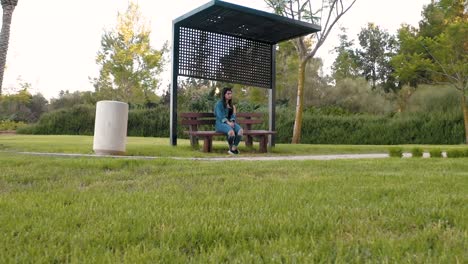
[178, 27, 272, 88]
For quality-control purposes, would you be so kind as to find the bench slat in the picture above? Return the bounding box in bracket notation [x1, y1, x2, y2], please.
[244, 130, 276, 135]
[180, 119, 215, 125]
[180, 119, 263, 125]
[237, 119, 263, 125]
[236, 112, 263, 118]
[185, 131, 224, 136]
[185, 131, 275, 136]
[180, 112, 215, 118]
[180, 112, 263, 118]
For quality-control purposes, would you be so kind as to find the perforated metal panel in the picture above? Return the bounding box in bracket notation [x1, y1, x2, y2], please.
[178, 27, 272, 88]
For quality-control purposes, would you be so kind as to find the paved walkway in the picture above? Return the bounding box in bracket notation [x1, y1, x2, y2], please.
[8, 151, 389, 161]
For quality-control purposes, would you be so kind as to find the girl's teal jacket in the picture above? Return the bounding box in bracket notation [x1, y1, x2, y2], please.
[214, 100, 236, 127]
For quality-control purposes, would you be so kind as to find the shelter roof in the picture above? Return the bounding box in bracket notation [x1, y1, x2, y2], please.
[173, 0, 321, 44]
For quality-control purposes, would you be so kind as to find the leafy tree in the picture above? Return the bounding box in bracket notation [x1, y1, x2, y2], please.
[92, 2, 167, 104]
[0, 0, 18, 95]
[423, 21, 468, 143]
[331, 27, 360, 81]
[392, 0, 466, 87]
[265, 0, 356, 143]
[0, 80, 48, 122]
[0, 89, 35, 122]
[391, 26, 434, 87]
[356, 23, 398, 92]
[29, 93, 48, 122]
[49, 90, 96, 111]
[392, 0, 467, 143]
[418, 0, 466, 38]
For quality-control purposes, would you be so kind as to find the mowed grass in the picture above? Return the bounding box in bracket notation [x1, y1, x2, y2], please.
[1, 135, 467, 157]
[0, 152, 467, 263]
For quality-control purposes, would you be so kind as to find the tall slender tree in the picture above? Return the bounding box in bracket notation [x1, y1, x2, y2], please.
[0, 0, 18, 95]
[93, 2, 167, 104]
[356, 23, 398, 91]
[331, 27, 360, 81]
[265, 0, 356, 143]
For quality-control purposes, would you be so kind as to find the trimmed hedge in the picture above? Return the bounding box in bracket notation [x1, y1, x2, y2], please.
[127, 107, 170, 138]
[18, 105, 172, 138]
[429, 149, 443, 158]
[277, 110, 464, 144]
[18, 105, 466, 145]
[18, 105, 95, 135]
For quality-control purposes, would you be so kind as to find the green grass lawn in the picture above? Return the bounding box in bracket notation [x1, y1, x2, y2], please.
[0, 144, 467, 262]
[1, 135, 467, 157]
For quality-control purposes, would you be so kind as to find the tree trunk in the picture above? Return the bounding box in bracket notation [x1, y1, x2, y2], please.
[461, 93, 468, 144]
[292, 60, 307, 144]
[0, 4, 15, 95]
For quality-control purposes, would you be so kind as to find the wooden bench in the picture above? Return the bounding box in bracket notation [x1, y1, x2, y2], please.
[180, 112, 276, 153]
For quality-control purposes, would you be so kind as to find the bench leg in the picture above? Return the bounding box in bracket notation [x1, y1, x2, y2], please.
[245, 135, 253, 147]
[189, 125, 199, 147]
[203, 136, 213, 152]
[258, 135, 268, 153]
[190, 135, 199, 147]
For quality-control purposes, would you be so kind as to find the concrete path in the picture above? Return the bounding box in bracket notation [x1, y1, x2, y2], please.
[7, 151, 390, 161]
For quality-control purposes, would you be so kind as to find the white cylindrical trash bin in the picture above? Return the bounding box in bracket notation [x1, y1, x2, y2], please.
[93, 100, 129, 155]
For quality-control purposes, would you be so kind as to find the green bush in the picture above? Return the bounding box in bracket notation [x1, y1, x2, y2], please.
[446, 149, 463, 158]
[320, 78, 394, 115]
[406, 85, 460, 114]
[389, 148, 403, 158]
[463, 149, 468, 157]
[429, 149, 443, 158]
[0, 120, 26, 130]
[18, 105, 95, 135]
[411, 147, 424, 158]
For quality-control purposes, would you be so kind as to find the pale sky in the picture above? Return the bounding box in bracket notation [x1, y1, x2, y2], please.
[3, 0, 430, 100]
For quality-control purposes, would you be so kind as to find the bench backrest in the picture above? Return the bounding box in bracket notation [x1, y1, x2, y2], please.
[180, 112, 264, 131]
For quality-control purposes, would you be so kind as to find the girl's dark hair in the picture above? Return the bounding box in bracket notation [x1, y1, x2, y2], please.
[221, 87, 232, 108]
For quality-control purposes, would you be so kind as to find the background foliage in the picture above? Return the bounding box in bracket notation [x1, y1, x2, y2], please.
[3, 0, 467, 146]
[17, 94, 464, 145]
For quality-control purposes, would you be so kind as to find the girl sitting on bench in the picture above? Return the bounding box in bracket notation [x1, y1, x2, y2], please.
[214, 87, 243, 155]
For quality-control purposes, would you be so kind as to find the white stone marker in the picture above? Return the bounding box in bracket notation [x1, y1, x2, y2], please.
[93, 100, 129, 155]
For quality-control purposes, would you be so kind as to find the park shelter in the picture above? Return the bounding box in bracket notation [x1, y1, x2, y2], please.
[170, 0, 321, 146]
